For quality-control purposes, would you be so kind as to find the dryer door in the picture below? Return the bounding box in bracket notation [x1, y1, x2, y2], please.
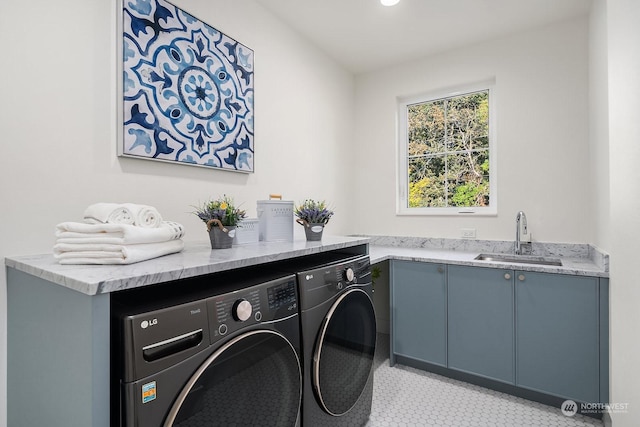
[164, 330, 301, 427]
[313, 288, 377, 416]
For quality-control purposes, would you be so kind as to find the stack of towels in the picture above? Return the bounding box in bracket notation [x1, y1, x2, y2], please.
[53, 203, 185, 265]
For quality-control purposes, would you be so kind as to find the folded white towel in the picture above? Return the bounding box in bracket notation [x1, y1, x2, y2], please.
[83, 203, 163, 228]
[83, 203, 135, 225]
[53, 239, 184, 265]
[123, 203, 163, 228]
[55, 221, 185, 245]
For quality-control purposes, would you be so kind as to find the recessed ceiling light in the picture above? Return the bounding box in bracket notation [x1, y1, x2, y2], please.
[381, 0, 400, 6]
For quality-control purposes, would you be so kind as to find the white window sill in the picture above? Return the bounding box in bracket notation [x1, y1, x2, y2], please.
[396, 207, 498, 216]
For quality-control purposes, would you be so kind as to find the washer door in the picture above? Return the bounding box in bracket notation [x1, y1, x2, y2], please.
[313, 288, 377, 416]
[164, 330, 301, 426]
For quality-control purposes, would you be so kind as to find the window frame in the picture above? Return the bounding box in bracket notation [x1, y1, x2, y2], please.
[397, 80, 497, 216]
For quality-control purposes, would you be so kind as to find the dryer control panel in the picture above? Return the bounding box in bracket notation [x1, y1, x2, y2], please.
[296, 255, 371, 311]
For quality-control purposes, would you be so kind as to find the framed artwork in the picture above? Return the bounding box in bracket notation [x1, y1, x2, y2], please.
[118, 0, 254, 172]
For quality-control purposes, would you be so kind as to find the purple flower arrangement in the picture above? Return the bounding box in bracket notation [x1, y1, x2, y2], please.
[294, 199, 334, 225]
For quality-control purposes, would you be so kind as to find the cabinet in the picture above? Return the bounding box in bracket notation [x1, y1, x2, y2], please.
[391, 260, 446, 366]
[7, 268, 110, 427]
[390, 260, 607, 405]
[448, 265, 514, 384]
[515, 271, 599, 403]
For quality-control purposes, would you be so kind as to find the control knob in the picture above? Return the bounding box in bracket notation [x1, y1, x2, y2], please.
[344, 267, 355, 282]
[233, 299, 252, 322]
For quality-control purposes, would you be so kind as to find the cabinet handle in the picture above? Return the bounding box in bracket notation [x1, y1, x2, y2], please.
[437, 266, 444, 274]
[504, 273, 511, 280]
[518, 274, 525, 281]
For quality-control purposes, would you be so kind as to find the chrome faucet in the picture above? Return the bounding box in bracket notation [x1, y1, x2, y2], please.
[515, 211, 528, 255]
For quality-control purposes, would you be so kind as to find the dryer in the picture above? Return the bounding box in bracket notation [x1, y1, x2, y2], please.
[111, 270, 302, 426]
[283, 253, 377, 427]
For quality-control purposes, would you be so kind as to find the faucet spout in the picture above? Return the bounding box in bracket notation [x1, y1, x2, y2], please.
[515, 211, 528, 255]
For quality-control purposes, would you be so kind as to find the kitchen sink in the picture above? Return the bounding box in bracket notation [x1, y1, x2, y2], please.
[474, 253, 563, 266]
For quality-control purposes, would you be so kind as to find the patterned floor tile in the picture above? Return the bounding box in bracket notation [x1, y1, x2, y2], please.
[367, 334, 603, 427]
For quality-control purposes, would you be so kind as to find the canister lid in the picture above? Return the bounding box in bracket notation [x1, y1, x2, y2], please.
[257, 200, 293, 204]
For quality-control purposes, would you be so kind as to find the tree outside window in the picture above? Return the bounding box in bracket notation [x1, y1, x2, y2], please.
[404, 89, 491, 210]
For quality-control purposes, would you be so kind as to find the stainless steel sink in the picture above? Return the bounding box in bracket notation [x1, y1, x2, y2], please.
[474, 253, 562, 266]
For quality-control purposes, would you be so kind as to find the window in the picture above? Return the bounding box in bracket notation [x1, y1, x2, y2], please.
[398, 82, 496, 215]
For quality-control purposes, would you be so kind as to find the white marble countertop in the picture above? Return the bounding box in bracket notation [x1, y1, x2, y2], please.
[4, 236, 369, 295]
[368, 245, 608, 278]
[5, 234, 608, 297]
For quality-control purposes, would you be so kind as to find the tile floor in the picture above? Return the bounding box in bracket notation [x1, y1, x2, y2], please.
[366, 334, 603, 427]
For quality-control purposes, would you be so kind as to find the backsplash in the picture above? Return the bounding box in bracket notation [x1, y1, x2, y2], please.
[361, 235, 609, 273]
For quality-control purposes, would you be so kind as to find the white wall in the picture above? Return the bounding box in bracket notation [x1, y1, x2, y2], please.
[0, 0, 355, 424]
[353, 17, 591, 243]
[589, 0, 610, 253]
[607, 0, 640, 425]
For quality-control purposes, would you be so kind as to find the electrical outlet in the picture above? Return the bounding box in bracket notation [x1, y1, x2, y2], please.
[461, 228, 476, 239]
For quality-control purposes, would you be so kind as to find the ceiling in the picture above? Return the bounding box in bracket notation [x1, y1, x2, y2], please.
[253, 0, 592, 74]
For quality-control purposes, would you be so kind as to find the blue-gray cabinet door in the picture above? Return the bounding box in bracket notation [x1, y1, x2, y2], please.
[391, 260, 447, 366]
[599, 278, 609, 404]
[448, 265, 514, 384]
[515, 271, 599, 403]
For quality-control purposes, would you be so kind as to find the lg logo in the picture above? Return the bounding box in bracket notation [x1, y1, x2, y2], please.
[561, 400, 578, 417]
[140, 318, 158, 329]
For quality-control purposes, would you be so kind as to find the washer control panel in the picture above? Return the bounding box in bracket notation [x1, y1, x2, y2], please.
[207, 275, 297, 344]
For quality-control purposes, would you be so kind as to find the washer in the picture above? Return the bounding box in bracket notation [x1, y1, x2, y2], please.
[285, 253, 377, 427]
[111, 270, 302, 427]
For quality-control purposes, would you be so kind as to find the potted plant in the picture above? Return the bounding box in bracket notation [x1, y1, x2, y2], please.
[194, 195, 246, 249]
[294, 199, 334, 241]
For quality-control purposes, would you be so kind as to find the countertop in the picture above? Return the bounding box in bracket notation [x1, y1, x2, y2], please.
[5, 234, 609, 297]
[4, 236, 369, 295]
[369, 246, 608, 277]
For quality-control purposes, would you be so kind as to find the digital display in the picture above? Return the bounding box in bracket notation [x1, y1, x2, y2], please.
[267, 281, 297, 310]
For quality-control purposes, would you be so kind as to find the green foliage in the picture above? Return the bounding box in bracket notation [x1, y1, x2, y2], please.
[480, 158, 489, 174]
[409, 177, 430, 207]
[371, 266, 381, 290]
[409, 176, 446, 207]
[451, 181, 490, 207]
[407, 90, 490, 208]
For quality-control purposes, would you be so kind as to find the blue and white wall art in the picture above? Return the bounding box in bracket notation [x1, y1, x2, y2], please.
[120, 0, 254, 172]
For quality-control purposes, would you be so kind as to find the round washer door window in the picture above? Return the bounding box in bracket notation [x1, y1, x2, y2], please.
[164, 330, 301, 426]
[313, 288, 377, 416]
